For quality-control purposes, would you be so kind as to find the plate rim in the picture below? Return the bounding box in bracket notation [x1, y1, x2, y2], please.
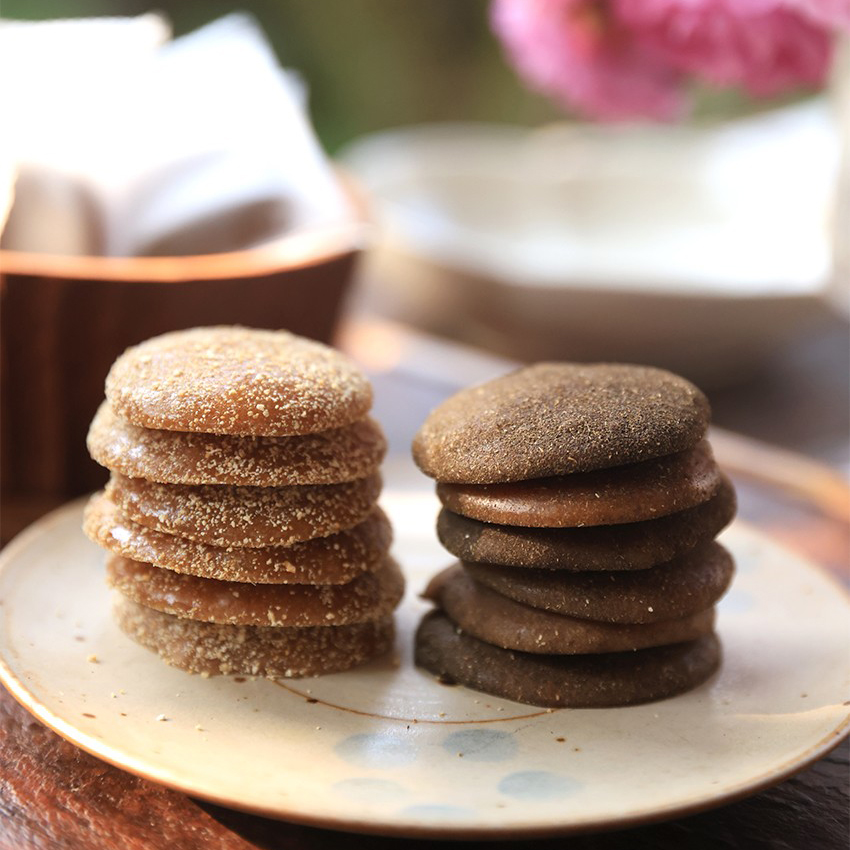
[1, 498, 849, 840]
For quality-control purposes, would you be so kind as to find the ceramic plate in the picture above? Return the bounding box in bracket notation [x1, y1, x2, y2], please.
[1, 494, 848, 839]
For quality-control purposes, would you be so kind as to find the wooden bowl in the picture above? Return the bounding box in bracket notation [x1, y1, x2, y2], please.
[0, 222, 365, 516]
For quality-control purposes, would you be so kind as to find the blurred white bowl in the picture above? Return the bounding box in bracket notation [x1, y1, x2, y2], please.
[341, 102, 843, 386]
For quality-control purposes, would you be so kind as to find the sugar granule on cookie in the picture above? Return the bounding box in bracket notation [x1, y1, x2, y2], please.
[106, 472, 382, 548]
[412, 360, 734, 708]
[106, 554, 405, 627]
[85, 325, 401, 680]
[115, 597, 396, 679]
[106, 326, 373, 436]
[84, 493, 392, 585]
[413, 362, 709, 484]
[87, 402, 386, 486]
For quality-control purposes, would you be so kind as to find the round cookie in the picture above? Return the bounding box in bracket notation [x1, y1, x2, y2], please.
[84, 493, 392, 585]
[423, 566, 714, 655]
[425, 565, 716, 654]
[413, 363, 710, 484]
[464, 542, 734, 624]
[437, 441, 720, 528]
[105, 326, 373, 436]
[87, 402, 386, 486]
[107, 555, 405, 627]
[107, 472, 383, 548]
[115, 596, 395, 679]
[415, 611, 721, 708]
[437, 476, 736, 570]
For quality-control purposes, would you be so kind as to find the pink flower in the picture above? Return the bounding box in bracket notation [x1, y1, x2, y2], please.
[784, 0, 850, 30]
[491, 0, 844, 121]
[617, 0, 834, 97]
[490, 0, 687, 121]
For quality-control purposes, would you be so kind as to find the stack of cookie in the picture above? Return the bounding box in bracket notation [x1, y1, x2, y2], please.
[412, 363, 735, 708]
[84, 326, 403, 679]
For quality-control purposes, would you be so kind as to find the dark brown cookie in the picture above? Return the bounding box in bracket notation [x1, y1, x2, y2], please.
[437, 476, 736, 570]
[107, 471, 382, 548]
[414, 610, 721, 708]
[115, 596, 395, 679]
[424, 565, 716, 654]
[436, 441, 720, 527]
[413, 363, 710, 484]
[464, 542, 734, 624]
[107, 554, 405, 627]
[105, 326, 373, 436]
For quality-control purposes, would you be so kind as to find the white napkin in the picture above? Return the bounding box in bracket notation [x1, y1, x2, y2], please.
[0, 13, 352, 257]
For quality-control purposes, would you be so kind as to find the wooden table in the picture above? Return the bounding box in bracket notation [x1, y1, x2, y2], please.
[1, 321, 848, 850]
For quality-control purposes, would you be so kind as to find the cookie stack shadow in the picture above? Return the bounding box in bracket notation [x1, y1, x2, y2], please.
[83, 327, 403, 679]
[413, 363, 736, 708]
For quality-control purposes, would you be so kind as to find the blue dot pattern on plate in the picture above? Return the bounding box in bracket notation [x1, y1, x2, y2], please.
[334, 733, 417, 769]
[441, 729, 517, 762]
[719, 588, 754, 615]
[400, 804, 475, 821]
[498, 771, 581, 801]
[333, 777, 408, 802]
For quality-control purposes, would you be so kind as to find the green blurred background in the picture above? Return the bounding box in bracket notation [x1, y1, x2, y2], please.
[4, 0, 773, 153]
[3, 0, 563, 152]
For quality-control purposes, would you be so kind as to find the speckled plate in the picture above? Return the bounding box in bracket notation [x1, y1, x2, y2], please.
[1, 494, 848, 839]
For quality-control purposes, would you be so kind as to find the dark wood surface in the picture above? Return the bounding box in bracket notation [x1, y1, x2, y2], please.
[1, 320, 848, 850]
[3, 671, 843, 850]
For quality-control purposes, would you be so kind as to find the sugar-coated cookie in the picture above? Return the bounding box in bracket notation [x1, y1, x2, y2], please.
[413, 363, 709, 484]
[87, 325, 398, 684]
[84, 493, 392, 584]
[107, 472, 382, 548]
[108, 555, 405, 627]
[88, 402, 386, 486]
[437, 476, 736, 570]
[106, 327, 372, 436]
[415, 611, 721, 708]
[115, 596, 395, 678]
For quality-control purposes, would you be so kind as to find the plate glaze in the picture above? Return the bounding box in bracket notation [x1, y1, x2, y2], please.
[1, 494, 848, 838]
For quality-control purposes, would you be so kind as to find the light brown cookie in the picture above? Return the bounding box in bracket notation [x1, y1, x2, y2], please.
[464, 542, 734, 624]
[413, 363, 709, 484]
[414, 610, 721, 708]
[425, 565, 716, 654]
[83, 492, 392, 585]
[115, 596, 395, 678]
[106, 472, 382, 548]
[437, 476, 736, 570]
[87, 402, 386, 486]
[436, 441, 720, 528]
[107, 555, 405, 627]
[105, 326, 373, 436]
